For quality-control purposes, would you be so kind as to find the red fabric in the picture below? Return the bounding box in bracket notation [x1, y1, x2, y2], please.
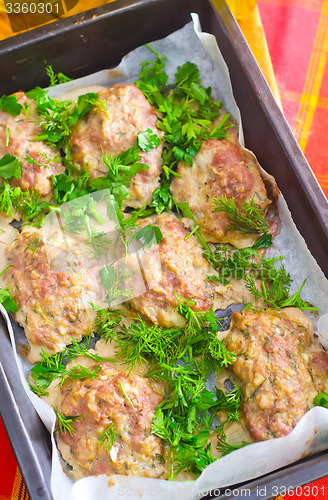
[260, 1, 328, 497]
[0, 416, 28, 500]
[259, 0, 328, 198]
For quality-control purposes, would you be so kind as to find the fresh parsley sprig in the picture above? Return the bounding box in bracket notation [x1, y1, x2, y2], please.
[0, 154, 22, 180]
[0, 94, 23, 116]
[26, 87, 104, 149]
[136, 49, 231, 177]
[0, 287, 18, 314]
[29, 337, 115, 397]
[216, 423, 249, 456]
[0, 182, 54, 223]
[98, 422, 116, 454]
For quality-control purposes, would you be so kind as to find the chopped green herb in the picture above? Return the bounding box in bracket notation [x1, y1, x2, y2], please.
[99, 265, 134, 306]
[212, 195, 269, 235]
[0, 154, 22, 180]
[216, 423, 249, 456]
[46, 65, 72, 86]
[136, 49, 231, 177]
[314, 391, 328, 409]
[54, 408, 82, 436]
[0, 94, 22, 116]
[64, 364, 102, 383]
[0, 287, 18, 314]
[134, 224, 163, 247]
[25, 234, 40, 256]
[119, 381, 134, 407]
[29, 338, 114, 397]
[137, 128, 161, 151]
[98, 422, 116, 454]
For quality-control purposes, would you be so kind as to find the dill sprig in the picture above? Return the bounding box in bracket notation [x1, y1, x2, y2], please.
[216, 423, 249, 457]
[98, 423, 116, 454]
[212, 195, 269, 235]
[95, 299, 239, 478]
[53, 408, 82, 436]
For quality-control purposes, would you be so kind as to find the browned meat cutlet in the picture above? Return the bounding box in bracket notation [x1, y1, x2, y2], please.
[125, 211, 216, 328]
[0, 92, 64, 197]
[170, 130, 271, 248]
[69, 84, 163, 208]
[55, 362, 167, 479]
[4, 230, 101, 362]
[225, 308, 328, 441]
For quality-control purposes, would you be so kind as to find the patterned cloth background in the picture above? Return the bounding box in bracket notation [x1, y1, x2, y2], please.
[259, 0, 328, 198]
[0, 0, 327, 498]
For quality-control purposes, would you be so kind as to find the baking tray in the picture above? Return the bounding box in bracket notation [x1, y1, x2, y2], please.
[0, 0, 328, 499]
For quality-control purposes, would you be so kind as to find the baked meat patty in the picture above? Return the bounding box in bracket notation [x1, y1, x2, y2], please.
[126, 212, 215, 328]
[4, 230, 100, 362]
[225, 307, 328, 441]
[55, 362, 166, 479]
[69, 84, 163, 208]
[0, 92, 64, 197]
[170, 132, 270, 248]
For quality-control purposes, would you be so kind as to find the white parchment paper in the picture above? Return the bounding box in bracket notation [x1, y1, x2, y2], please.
[2, 15, 328, 500]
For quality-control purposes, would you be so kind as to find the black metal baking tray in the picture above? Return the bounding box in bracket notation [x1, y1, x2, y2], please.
[0, 1, 328, 499]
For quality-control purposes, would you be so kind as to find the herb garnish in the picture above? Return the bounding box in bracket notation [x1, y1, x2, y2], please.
[46, 65, 72, 87]
[136, 46, 231, 177]
[29, 337, 114, 397]
[0, 94, 23, 116]
[54, 408, 82, 436]
[0, 287, 18, 314]
[96, 298, 240, 478]
[0, 154, 22, 180]
[212, 195, 270, 236]
[98, 423, 116, 454]
[26, 87, 104, 149]
[205, 196, 317, 310]
[314, 391, 328, 409]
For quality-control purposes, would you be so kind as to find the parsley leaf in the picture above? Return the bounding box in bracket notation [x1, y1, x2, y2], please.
[137, 128, 161, 151]
[150, 181, 173, 215]
[314, 391, 328, 409]
[99, 265, 134, 306]
[0, 94, 22, 116]
[136, 51, 231, 177]
[0, 154, 22, 180]
[134, 224, 163, 247]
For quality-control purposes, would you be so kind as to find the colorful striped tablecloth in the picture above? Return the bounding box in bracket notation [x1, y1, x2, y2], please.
[0, 0, 328, 498]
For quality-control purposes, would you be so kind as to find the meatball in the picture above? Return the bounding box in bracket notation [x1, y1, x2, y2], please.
[170, 132, 270, 247]
[69, 84, 163, 208]
[225, 308, 325, 441]
[0, 92, 64, 196]
[55, 362, 166, 480]
[126, 212, 215, 328]
[4, 230, 101, 362]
